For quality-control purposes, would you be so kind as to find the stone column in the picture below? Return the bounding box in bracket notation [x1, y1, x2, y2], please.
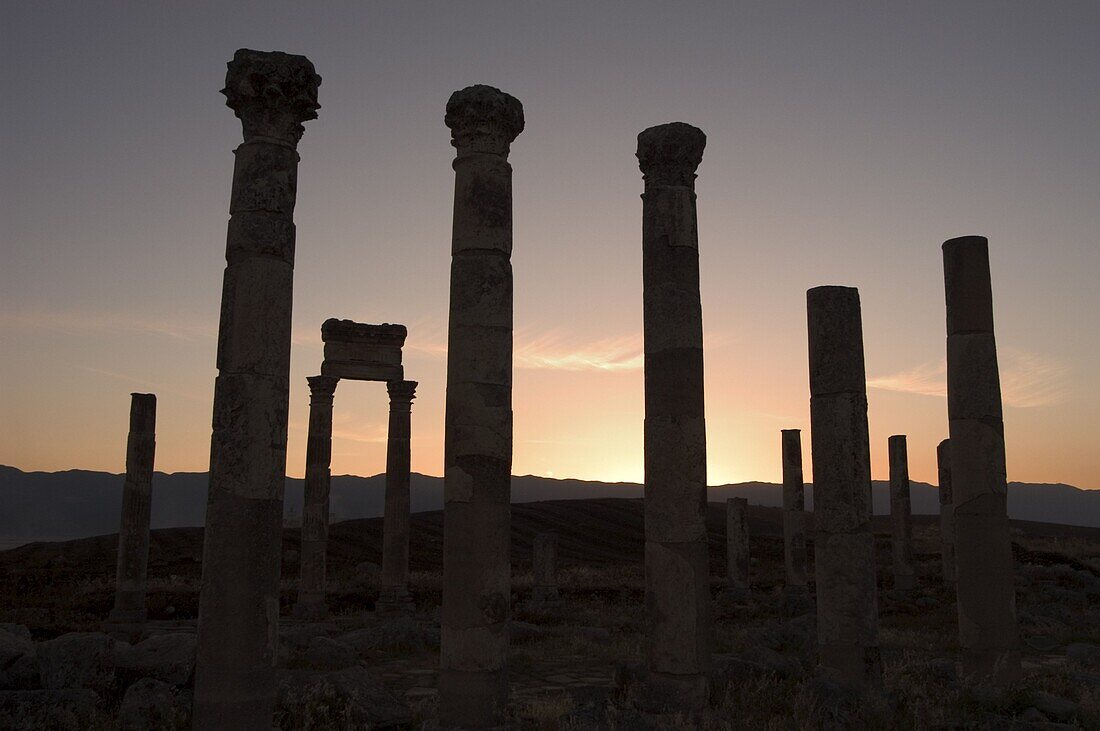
[293, 375, 338, 620]
[942, 235, 1020, 683]
[721, 498, 750, 600]
[378, 379, 417, 615]
[937, 439, 957, 588]
[637, 122, 711, 713]
[106, 392, 157, 641]
[193, 49, 320, 731]
[807, 286, 882, 689]
[531, 532, 562, 606]
[781, 429, 810, 614]
[888, 435, 916, 593]
[439, 84, 524, 729]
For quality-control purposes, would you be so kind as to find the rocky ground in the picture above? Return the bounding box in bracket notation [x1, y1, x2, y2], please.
[1, 499, 1099, 729]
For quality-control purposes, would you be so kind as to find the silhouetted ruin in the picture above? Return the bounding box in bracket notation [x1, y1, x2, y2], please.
[943, 235, 1021, 684]
[8, 41, 1087, 731]
[722, 497, 750, 600]
[294, 375, 338, 620]
[806, 285, 882, 690]
[781, 429, 811, 616]
[938, 438, 958, 588]
[378, 379, 418, 615]
[193, 48, 321, 730]
[889, 434, 916, 593]
[637, 122, 712, 714]
[438, 84, 524, 729]
[104, 393, 156, 642]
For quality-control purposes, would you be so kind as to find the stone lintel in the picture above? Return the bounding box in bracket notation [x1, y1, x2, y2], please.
[321, 318, 407, 345]
[321, 318, 406, 382]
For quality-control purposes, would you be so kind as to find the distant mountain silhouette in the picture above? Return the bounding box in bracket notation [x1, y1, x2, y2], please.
[1, 465, 1097, 541]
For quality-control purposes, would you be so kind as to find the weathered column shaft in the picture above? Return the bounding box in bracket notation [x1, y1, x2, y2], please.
[531, 532, 560, 603]
[726, 498, 750, 592]
[439, 84, 524, 729]
[943, 235, 1020, 683]
[781, 429, 809, 590]
[108, 393, 157, 634]
[294, 376, 338, 619]
[888, 435, 915, 592]
[193, 49, 320, 731]
[379, 379, 417, 611]
[937, 439, 957, 587]
[807, 286, 881, 689]
[638, 122, 711, 712]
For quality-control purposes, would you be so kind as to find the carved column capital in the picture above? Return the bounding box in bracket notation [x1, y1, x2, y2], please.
[637, 122, 706, 187]
[306, 375, 339, 404]
[445, 85, 524, 157]
[222, 48, 321, 146]
[387, 379, 418, 406]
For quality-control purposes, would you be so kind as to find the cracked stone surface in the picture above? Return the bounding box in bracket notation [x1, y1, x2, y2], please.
[379, 380, 417, 615]
[938, 439, 957, 587]
[294, 376, 338, 621]
[942, 235, 1020, 684]
[637, 122, 712, 714]
[439, 84, 524, 730]
[725, 498, 750, 593]
[531, 533, 562, 605]
[106, 393, 156, 642]
[807, 286, 882, 690]
[781, 429, 809, 594]
[193, 48, 320, 731]
[889, 435, 915, 593]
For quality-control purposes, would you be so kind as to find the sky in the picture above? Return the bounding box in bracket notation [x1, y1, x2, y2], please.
[1, 1, 1098, 489]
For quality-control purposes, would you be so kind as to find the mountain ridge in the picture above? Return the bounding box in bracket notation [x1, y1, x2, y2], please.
[1, 465, 1097, 541]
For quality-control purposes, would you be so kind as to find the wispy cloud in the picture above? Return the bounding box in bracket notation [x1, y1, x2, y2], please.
[403, 324, 647, 373]
[515, 329, 643, 372]
[868, 361, 947, 398]
[78, 366, 208, 402]
[0, 311, 216, 341]
[869, 349, 1070, 408]
[1000, 350, 1071, 408]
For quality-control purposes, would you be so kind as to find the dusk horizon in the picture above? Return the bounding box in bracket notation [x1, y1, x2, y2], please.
[4, 2, 1099, 493]
[4, 4, 1100, 729]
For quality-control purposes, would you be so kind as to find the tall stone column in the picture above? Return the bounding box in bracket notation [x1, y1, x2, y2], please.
[722, 498, 750, 599]
[937, 439, 957, 588]
[942, 235, 1020, 683]
[439, 84, 523, 729]
[193, 49, 320, 731]
[807, 286, 882, 689]
[637, 122, 711, 713]
[531, 532, 562, 606]
[378, 379, 417, 615]
[293, 375, 338, 620]
[106, 392, 157, 641]
[781, 429, 810, 614]
[888, 435, 915, 593]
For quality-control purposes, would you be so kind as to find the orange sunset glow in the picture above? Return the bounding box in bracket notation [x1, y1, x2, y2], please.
[2, 3, 1098, 492]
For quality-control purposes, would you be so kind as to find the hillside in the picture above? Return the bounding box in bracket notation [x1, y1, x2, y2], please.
[2, 465, 1099, 543]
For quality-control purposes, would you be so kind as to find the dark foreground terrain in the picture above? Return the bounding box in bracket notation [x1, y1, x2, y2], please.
[2, 498, 1099, 729]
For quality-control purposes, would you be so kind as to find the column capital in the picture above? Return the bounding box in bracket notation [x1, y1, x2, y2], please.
[387, 379, 418, 404]
[222, 48, 321, 146]
[306, 375, 339, 402]
[445, 85, 524, 156]
[637, 122, 706, 187]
